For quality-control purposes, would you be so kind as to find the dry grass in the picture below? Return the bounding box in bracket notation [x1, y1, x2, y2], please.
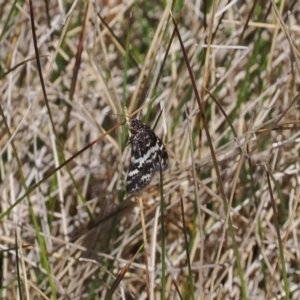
[1, 0, 300, 299]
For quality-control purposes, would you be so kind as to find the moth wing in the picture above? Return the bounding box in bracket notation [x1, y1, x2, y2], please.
[126, 158, 156, 194]
[125, 127, 168, 194]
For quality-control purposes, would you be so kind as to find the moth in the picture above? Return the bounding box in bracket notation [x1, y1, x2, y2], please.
[126, 119, 168, 194]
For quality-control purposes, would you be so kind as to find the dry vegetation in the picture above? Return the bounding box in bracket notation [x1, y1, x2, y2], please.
[1, 0, 300, 299]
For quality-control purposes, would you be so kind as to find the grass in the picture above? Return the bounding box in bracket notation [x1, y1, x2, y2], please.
[1, 0, 300, 299]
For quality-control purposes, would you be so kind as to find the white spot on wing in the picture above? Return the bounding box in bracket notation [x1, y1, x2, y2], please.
[128, 169, 139, 177]
[140, 173, 151, 182]
[134, 143, 160, 167]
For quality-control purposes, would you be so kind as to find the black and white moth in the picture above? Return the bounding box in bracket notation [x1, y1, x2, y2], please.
[126, 119, 168, 194]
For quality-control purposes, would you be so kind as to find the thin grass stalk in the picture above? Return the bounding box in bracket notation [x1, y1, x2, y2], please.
[265, 167, 290, 299]
[15, 235, 23, 300]
[179, 191, 195, 299]
[62, 0, 90, 142]
[159, 161, 166, 300]
[0, 0, 17, 42]
[122, 14, 131, 146]
[138, 196, 151, 299]
[18, 233, 30, 299]
[173, 278, 184, 300]
[171, 15, 248, 300]
[185, 106, 201, 298]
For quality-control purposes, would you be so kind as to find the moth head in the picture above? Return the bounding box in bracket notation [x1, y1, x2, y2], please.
[129, 119, 144, 134]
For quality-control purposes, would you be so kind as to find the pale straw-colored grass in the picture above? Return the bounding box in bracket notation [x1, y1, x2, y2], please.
[1, 1, 300, 299]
